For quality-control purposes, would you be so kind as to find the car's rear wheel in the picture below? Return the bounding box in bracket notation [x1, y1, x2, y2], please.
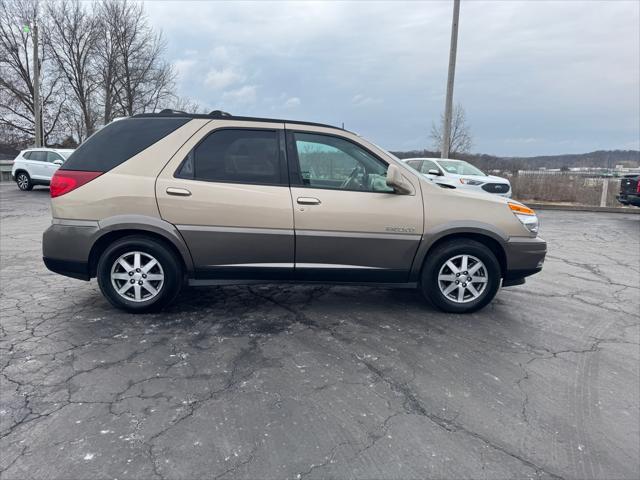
[16, 172, 33, 191]
[97, 235, 182, 313]
[421, 239, 501, 313]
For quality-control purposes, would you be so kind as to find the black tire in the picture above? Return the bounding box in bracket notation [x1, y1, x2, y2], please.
[421, 239, 501, 313]
[97, 235, 183, 313]
[16, 172, 33, 191]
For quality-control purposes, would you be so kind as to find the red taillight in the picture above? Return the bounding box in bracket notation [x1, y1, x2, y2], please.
[50, 170, 103, 198]
[637, 181, 640, 194]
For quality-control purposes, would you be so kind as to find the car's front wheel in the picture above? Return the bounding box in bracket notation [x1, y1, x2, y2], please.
[97, 235, 183, 313]
[421, 239, 501, 313]
[16, 172, 33, 191]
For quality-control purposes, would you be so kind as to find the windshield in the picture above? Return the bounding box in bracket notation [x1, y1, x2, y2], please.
[437, 160, 486, 176]
[59, 151, 74, 159]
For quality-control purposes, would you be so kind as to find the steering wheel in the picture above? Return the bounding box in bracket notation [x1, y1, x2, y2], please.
[340, 164, 364, 190]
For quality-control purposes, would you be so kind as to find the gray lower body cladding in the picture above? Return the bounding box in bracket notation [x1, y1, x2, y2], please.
[42, 220, 100, 280]
[502, 236, 547, 284]
[179, 225, 420, 283]
[43, 220, 547, 286]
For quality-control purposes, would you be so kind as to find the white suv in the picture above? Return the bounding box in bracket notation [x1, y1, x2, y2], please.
[11, 148, 74, 191]
[403, 157, 512, 197]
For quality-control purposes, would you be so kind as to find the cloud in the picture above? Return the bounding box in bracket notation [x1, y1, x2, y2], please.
[174, 58, 197, 79]
[504, 137, 542, 145]
[221, 85, 257, 105]
[352, 94, 382, 107]
[283, 96, 301, 108]
[204, 67, 245, 90]
[146, 0, 639, 155]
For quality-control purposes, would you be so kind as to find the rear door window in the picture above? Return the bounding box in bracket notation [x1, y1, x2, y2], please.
[61, 117, 189, 172]
[47, 152, 63, 163]
[420, 159, 441, 174]
[29, 151, 47, 162]
[177, 129, 285, 186]
[406, 160, 423, 170]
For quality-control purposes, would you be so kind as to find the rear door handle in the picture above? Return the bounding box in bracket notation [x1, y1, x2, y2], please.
[166, 187, 192, 197]
[297, 197, 321, 205]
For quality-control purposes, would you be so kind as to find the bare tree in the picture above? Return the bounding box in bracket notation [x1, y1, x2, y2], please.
[45, 0, 100, 141]
[0, 0, 66, 145]
[2, 0, 183, 147]
[430, 103, 473, 156]
[96, 0, 175, 119]
[170, 96, 206, 114]
[94, 0, 124, 124]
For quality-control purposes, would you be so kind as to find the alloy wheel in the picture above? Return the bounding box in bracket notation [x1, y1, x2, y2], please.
[17, 174, 29, 190]
[437, 254, 488, 304]
[110, 251, 164, 302]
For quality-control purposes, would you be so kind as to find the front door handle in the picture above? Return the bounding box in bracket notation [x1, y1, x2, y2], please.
[297, 197, 321, 205]
[166, 187, 192, 197]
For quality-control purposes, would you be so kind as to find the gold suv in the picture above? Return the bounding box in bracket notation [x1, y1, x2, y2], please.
[43, 110, 546, 313]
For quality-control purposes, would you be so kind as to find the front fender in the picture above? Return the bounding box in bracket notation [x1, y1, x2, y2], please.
[409, 221, 509, 281]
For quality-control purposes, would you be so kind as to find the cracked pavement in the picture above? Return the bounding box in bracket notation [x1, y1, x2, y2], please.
[1, 184, 638, 480]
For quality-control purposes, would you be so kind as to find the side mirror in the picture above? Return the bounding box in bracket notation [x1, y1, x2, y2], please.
[427, 169, 441, 176]
[386, 164, 413, 195]
[53, 159, 64, 166]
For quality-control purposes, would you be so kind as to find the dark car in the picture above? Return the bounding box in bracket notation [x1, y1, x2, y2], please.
[617, 175, 640, 207]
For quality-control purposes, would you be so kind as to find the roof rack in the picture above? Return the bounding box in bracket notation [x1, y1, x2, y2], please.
[208, 110, 232, 118]
[131, 109, 344, 131]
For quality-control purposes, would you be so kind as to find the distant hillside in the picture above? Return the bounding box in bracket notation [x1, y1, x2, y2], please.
[390, 149, 640, 172]
[510, 150, 640, 169]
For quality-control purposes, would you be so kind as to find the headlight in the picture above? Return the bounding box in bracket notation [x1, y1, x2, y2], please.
[508, 202, 539, 235]
[459, 178, 484, 186]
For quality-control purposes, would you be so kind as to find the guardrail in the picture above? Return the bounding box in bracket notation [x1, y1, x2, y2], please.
[0, 160, 13, 182]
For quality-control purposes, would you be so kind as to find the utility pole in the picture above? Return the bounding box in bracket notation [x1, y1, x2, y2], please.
[441, 0, 460, 159]
[32, 20, 42, 147]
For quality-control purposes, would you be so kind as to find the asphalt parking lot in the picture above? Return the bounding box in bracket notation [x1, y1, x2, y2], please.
[1, 183, 638, 480]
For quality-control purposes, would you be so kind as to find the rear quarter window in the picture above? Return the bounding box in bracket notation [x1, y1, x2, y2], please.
[61, 117, 190, 172]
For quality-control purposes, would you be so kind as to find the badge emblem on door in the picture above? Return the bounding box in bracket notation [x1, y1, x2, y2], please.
[385, 226, 416, 233]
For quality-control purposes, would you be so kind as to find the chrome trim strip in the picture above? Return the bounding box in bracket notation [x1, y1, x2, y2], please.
[296, 229, 421, 241]
[210, 263, 294, 268]
[176, 225, 294, 235]
[296, 263, 383, 270]
[205, 263, 383, 270]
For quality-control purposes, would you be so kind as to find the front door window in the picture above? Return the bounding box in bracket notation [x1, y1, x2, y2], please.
[293, 132, 393, 193]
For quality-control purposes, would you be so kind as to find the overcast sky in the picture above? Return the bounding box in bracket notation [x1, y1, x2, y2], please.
[145, 0, 639, 157]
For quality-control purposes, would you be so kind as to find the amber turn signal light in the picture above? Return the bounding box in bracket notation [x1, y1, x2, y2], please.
[508, 202, 535, 216]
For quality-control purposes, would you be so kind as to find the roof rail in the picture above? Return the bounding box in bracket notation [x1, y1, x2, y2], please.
[208, 110, 231, 118]
[131, 109, 345, 131]
[158, 108, 189, 115]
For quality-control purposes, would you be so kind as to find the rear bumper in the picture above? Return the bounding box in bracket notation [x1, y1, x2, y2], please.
[42, 220, 100, 281]
[503, 236, 546, 286]
[43, 257, 90, 280]
[617, 194, 640, 207]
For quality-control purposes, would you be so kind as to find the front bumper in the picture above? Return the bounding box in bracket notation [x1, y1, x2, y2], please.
[42, 220, 100, 280]
[503, 236, 547, 286]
